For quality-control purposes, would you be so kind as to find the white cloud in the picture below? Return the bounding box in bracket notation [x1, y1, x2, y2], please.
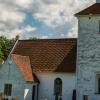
[66, 32, 77, 38]
[32, 0, 73, 26]
[0, 3, 25, 25]
[41, 35, 48, 39]
[0, 0, 33, 38]
[0, 25, 37, 39]
[0, 8, 25, 24]
[32, 0, 95, 27]
[25, 25, 37, 33]
[12, 25, 37, 38]
[14, 0, 33, 9]
[66, 25, 78, 38]
[61, 34, 65, 37]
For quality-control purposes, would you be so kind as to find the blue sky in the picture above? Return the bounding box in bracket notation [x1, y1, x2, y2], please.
[0, 0, 95, 39]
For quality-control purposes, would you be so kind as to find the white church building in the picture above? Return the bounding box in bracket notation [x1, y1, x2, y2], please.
[0, 0, 100, 100]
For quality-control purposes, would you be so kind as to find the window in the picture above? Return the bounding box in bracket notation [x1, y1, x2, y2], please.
[96, 74, 100, 93]
[83, 95, 88, 100]
[54, 78, 62, 96]
[32, 86, 36, 100]
[99, 20, 100, 33]
[4, 84, 12, 96]
[98, 77, 100, 93]
[72, 89, 76, 100]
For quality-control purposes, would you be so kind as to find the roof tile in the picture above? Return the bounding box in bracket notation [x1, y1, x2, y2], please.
[11, 54, 34, 82]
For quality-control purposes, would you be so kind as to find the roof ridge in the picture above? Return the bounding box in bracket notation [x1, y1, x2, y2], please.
[19, 38, 77, 41]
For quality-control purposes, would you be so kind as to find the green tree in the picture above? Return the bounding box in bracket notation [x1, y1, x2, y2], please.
[0, 35, 18, 62]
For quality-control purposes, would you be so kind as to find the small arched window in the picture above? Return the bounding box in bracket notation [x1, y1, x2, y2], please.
[54, 78, 62, 96]
[96, 74, 100, 93]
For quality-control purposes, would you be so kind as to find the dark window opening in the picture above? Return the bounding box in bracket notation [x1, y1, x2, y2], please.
[32, 86, 36, 100]
[4, 84, 12, 96]
[99, 20, 100, 34]
[54, 78, 62, 96]
[83, 95, 88, 100]
[98, 77, 100, 93]
[72, 89, 76, 100]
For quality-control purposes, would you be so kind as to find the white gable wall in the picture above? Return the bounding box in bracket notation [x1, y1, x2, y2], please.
[36, 72, 76, 100]
[0, 57, 25, 99]
[0, 57, 33, 100]
[77, 16, 100, 100]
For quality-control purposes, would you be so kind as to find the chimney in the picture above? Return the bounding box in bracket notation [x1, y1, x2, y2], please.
[96, 0, 100, 3]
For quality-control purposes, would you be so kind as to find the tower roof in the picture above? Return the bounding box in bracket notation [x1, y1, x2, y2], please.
[75, 3, 100, 16]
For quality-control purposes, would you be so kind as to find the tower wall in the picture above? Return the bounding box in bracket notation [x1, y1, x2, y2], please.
[77, 15, 100, 100]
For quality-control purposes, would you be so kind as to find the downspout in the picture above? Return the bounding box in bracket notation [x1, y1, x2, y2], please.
[76, 19, 79, 100]
[37, 83, 39, 100]
[32, 85, 35, 100]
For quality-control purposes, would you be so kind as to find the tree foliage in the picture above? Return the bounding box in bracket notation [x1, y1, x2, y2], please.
[0, 36, 18, 62]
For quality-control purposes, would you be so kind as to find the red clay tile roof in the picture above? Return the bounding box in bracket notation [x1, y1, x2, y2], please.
[12, 38, 77, 73]
[75, 3, 100, 16]
[11, 54, 34, 82]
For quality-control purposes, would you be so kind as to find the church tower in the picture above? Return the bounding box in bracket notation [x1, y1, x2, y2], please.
[75, 1, 100, 100]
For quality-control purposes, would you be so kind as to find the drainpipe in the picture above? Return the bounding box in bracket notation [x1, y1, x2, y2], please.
[36, 83, 39, 100]
[32, 85, 35, 100]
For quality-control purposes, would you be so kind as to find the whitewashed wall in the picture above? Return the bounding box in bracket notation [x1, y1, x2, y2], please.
[35, 72, 76, 100]
[0, 57, 33, 100]
[77, 15, 100, 100]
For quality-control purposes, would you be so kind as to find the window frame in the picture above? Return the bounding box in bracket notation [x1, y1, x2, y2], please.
[4, 84, 12, 96]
